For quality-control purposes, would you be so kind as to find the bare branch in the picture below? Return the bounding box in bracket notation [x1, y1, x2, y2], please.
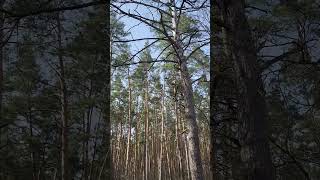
[0, 0, 107, 19]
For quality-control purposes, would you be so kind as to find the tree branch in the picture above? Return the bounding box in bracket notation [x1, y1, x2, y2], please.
[0, 0, 107, 19]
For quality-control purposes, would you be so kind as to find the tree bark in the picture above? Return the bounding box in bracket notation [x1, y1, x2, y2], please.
[219, 1, 275, 179]
[0, 1, 5, 178]
[158, 83, 165, 180]
[125, 67, 132, 176]
[169, 0, 204, 179]
[209, 2, 216, 175]
[103, 2, 112, 178]
[174, 83, 183, 179]
[143, 61, 149, 180]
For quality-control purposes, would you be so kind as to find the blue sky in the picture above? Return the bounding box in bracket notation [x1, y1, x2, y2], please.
[114, 1, 210, 83]
[119, 3, 155, 53]
[116, 1, 210, 61]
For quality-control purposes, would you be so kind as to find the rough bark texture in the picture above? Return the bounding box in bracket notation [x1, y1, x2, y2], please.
[219, 0, 275, 179]
[0, 1, 4, 178]
[0, 0, 4, 126]
[0, 0, 3, 123]
[180, 56, 204, 180]
[209, 1, 216, 179]
[170, 0, 204, 179]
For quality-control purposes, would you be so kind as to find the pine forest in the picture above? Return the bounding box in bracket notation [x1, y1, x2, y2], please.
[0, 0, 319, 180]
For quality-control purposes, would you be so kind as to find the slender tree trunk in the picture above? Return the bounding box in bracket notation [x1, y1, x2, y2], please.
[53, 168, 57, 180]
[134, 111, 138, 179]
[169, 0, 204, 179]
[57, 12, 69, 180]
[219, 1, 275, 179]
[158, 83, 165, 180]
[116, 116, 123, 178]
[165, 131, 172, 180]
[82, 112, 86, 180]
[28, 106, 37, 180]
[84, 80, 93, 180]
[150, 111, 155, 180]
[125, 68, 132, 176]
[143, 62, 150, 180]
[134, 113, 140, 180]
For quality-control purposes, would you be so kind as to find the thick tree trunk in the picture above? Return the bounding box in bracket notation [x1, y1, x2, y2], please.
[209, 1, 216, 176]
[169, 0, 204, 179]
[0, 1, 5, 178]
[0, 0, 3, 126]
[103, 2, 112, 178]
[219, 1, 275, 179]
[179, 55, 204, 180]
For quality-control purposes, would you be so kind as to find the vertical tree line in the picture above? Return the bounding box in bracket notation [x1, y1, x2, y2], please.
[0, 0, 112, 179]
